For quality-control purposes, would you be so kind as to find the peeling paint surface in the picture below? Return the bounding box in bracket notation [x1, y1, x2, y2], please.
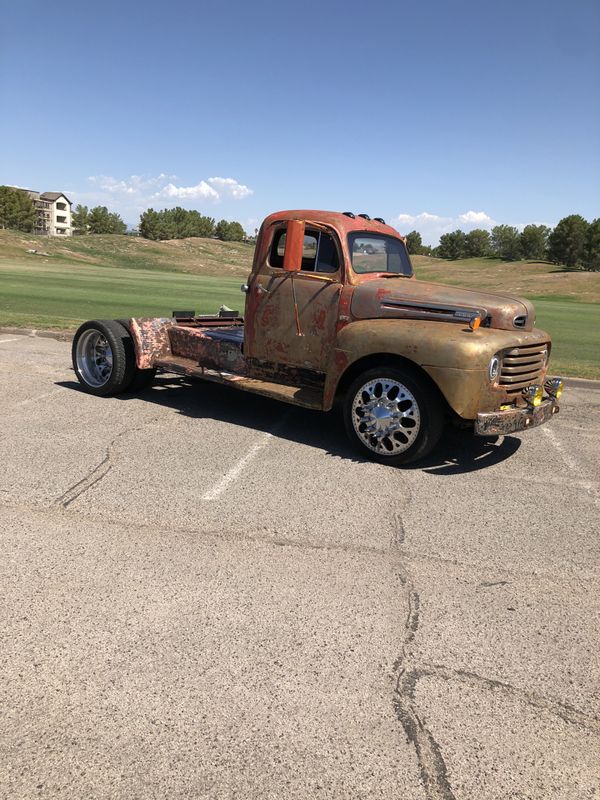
[125, 210, 558, 429]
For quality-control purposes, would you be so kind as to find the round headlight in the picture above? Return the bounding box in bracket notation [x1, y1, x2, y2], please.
[489, 356, 500, 381]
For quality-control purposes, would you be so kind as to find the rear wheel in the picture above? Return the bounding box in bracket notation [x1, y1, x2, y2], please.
[72, 320, 136, 396]
[343, 366, 444, 465]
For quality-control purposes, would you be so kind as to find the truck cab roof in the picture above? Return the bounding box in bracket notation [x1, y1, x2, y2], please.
[262, 210, 403, 241]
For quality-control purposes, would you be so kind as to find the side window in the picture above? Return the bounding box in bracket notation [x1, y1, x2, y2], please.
[269, 227, 340, 273]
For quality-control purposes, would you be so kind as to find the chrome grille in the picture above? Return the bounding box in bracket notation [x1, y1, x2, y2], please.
[500, 343, 548, 393]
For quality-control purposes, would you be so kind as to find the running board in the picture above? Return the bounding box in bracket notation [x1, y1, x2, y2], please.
[154, 357, 323, 410]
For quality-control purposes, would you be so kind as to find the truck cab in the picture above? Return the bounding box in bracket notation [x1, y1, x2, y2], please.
[72, 209, 563, 465]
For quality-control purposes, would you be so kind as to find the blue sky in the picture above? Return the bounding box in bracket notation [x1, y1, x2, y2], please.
[1, 0, 599, 243]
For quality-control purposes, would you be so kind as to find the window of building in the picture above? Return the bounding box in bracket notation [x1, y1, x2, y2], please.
[56, 202, 67, 211]
[56, 216, 67, 223]
[270, 227, 340, 273]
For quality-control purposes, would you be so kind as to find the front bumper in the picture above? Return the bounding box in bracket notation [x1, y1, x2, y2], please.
[475, 397, 560, 436]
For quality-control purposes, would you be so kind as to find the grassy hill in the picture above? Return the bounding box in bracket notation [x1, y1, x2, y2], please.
[1, 230, 598, 378]
[411, 254, 600, 303]
[0, 229, 254, 277]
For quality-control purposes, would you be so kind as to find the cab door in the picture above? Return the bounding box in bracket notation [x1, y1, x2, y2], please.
[246, 223, 342, 375]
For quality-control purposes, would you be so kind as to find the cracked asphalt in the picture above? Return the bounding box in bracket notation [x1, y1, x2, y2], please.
[1, 332, 599, 800]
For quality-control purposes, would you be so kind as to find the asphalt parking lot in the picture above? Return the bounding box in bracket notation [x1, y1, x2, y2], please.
[1, 331, 599, 800]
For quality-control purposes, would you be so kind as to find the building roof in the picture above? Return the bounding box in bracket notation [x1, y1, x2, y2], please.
[40, 192, 72, 204]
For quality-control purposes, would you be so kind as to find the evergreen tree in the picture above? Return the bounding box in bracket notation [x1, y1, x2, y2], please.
[465, 229, 491, 257]
[72, 204, 89, 235]
[215, 219, 245, 241]
[438, 230, 467, 260]
[519, 224, 549, 260]
[139, 207, 215, 240]
[491, 225, 521, 261]
[547, 215, 589, 268]
[87, 206, 126, 234]
[0, 186, 36, 231]
[405, 230, 422, 255]
[583, 218, 600, 271]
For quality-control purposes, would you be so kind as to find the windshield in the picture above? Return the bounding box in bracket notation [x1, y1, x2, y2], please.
[348, 233, 412, 276]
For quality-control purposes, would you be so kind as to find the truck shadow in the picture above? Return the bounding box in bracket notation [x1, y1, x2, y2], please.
[57, 375, 521, 475]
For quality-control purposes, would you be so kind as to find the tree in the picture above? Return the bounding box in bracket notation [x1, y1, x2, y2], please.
[139, 207, 215, 240]
[87, 205, 126, 234]
[215, 219, 245, 241]
[0, 186, 36, 231]
[437, 230, 467, 260]
[491, 225, 521, 261]
[465, 229, 491, 257]
[185, 210, 215, 238]
[583, 218, 600, 271]
[547, 215, 589, 268]
[519, 224, 549, 260]
[139, 208, 161, 240]
[405, 230, 422, 255]
[72, 204, 89, 235]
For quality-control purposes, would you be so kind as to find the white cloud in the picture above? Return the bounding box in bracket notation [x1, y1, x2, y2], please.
[457, 210, 495, 226]
[155, 176, 253, 201]
[88, 173, 174, 195]
[71, 172, 254, 226]
[393, 209, 497, 245]
[207, 177, 253, 199]
[157, 180, 219, 200]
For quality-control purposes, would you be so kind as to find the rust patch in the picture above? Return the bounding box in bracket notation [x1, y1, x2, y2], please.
[130, 317, 177, 369]
[313, 307, 327, 331]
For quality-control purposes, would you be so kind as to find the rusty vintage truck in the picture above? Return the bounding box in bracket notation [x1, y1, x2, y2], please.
[71, 210, 563, 465]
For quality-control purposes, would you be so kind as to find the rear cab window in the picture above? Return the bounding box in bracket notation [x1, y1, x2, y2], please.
[348, 233, 412, 276]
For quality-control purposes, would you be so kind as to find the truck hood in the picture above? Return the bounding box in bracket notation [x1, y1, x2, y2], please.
[351, 277, 535, 332]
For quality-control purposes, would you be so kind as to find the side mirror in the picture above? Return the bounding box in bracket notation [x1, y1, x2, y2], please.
[283, 219, 305, 272]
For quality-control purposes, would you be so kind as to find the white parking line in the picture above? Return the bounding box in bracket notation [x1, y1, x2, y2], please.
[202, 431, 274, 501]
[0, 337, 19, 344]
[541, 425, 581, 474]
[201, 410, 292, 501]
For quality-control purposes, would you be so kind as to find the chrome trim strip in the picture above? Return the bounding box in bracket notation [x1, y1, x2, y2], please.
[380, 298, 487, 323]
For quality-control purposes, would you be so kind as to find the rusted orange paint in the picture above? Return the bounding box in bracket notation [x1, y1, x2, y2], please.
[123, 210, 557, 429]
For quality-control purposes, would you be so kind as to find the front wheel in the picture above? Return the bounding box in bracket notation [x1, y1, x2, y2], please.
[72, 320, 136, 396]
[343, 367, 444, 465]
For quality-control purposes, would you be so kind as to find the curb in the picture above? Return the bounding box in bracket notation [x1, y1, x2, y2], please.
[1, 326, 599, 388]
[0, 327, 74, 342]
[563, 377, 600, 389]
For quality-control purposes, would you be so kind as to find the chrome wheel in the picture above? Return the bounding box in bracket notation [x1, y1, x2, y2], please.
[75, 329, 114, 387]
[351, 377, 421, 455]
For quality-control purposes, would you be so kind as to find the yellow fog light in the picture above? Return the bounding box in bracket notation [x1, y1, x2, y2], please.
[523, 385, 543, 407]
[545, 377, 564, 399]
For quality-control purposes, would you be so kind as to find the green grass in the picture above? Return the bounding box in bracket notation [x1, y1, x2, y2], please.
[1, 235, 598, 379]
[0, 261, 244, 329]
[531, 297, 600, 380]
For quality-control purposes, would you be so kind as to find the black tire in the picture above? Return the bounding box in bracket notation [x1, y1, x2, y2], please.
[72, 319, 136, 396]
[343, 366, 444, 466]
[115, 319, 156, 391]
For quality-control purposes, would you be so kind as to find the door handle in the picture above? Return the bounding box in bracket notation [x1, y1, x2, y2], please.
[256, 282, 270, 294]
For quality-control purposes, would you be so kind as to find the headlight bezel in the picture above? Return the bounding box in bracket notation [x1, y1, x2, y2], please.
[488, 355, 501, 382]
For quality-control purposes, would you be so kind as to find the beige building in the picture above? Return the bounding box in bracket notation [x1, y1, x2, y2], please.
[24, 190, 73, 236]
